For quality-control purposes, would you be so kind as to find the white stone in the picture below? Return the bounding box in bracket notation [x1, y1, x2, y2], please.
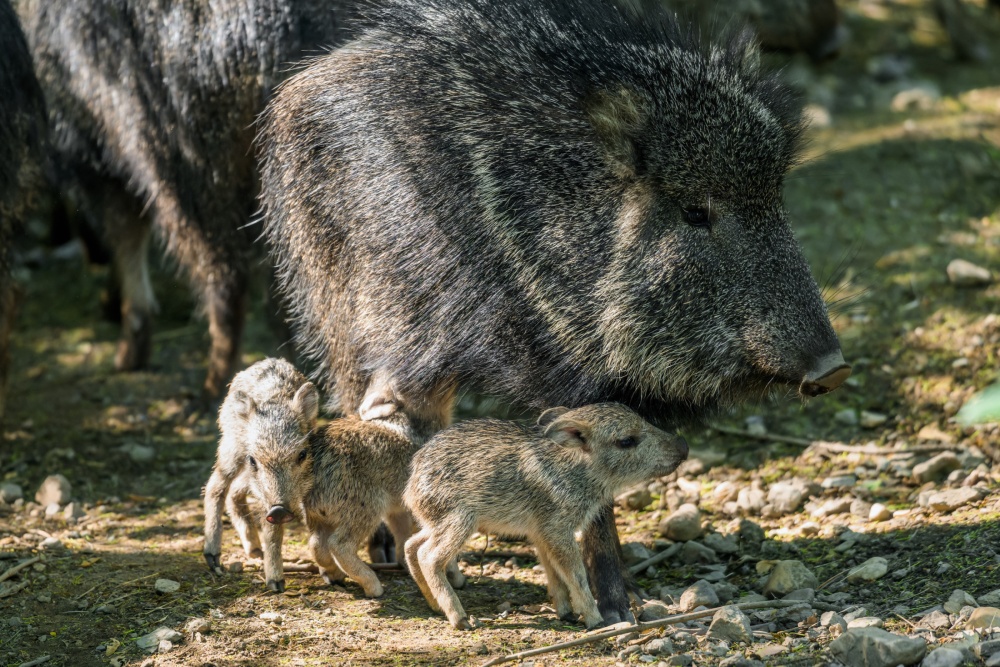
[679, 580, 719, 612]
[829, 628, 926, 667]
[35, 474, 71, 506]
[707, 606, 752, 644]
[760, 560, 819, 596]
[912, 452, 961, 484]
[136, 627, 183, 652]
[847, 557, 889, 583]
[154, 578, 180, 594]
[947, 259, 992, 287]
[928, 488, 983, 513]
[860, 411, 888, 428]
[659, 503, 701, 542]
[869, 503, 892, 522]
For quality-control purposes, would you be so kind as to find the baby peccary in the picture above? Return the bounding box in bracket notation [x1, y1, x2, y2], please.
[301, 413, 422, 598]
[203, 358, 318, 592]
[404, 404, 688, 630]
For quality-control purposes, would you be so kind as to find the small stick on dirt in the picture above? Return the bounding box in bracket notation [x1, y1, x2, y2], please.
[893, 613, 917, 629]
[627, 542, 682, 575]
[280, 562, 403, 573]
[0, 556, 40, 583]
[17, 656, 50, 667]
[0, 580, 30, 599]
[480, 600, 808, 667]
[117, 572, 161, 587]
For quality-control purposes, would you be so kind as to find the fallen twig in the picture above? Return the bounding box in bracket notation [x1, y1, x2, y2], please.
[481, 599, 809, 667]
[0, 556, 40, 583]
[0, 580, 30, 599]
[17, 655, 50, 667]
[628, 543, 682, 575]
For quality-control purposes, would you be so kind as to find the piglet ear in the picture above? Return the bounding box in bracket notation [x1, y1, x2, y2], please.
[293, 382, 319, 427]
[544, 414, 593, 452]
[231, 390, 257, 418]
[536, 407, 570, 429]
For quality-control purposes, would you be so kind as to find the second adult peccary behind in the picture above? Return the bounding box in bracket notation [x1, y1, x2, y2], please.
[405, 404, 689, 630]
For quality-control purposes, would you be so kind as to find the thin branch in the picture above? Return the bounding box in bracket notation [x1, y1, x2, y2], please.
[628, 542, 682, 575]
[17, 656, 51, 667]
[0, 580, 30, 599]
[0, 556, 40, 583]
[481, 600, 810, 667]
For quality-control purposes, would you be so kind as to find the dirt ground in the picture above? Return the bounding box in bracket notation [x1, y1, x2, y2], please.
[2, 1, 999, 666]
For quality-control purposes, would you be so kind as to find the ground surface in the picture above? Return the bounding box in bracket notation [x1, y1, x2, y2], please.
[1, 2, 999, 666]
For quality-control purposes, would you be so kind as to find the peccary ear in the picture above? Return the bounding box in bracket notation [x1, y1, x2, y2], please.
[231, 390, 257, 417]
[536, 407, 570, 429]
[584, 86, 647, 178]
[544, 415, 593, 452]
[293, 382, 319, 427]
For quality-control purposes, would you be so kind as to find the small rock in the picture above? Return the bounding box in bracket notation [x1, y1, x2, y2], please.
[928, 488, 982, 513]
[975, 640, 1000, 659]
[185, 618, 211, 634]
[766, 478, 818, 516]
[989, 655, 1000, 667]
[701, 532, 739, 555]
[737, 519, 765, 549]
[947, 259, 992, 287]
[621, 542, 653, 566]
[944, 590, 977, 615]
[821, 611, 848, 632]
[720, 656, 764, 667]
[978, 590, 1000, 606]
[44, 503, 61, 519]
[679, 580, 719, 612]
[917, 610, 950, 630]
[869, 503, 892, 522]
[891, 83, 941, 112]
[158, 639, 175, 653]
[783, 588, 815, 602]
[835, 409, 859, 426]
[678, 540, 718, 565]
[760, 560, 819, 597]
[471, 642, 489, 656]
[664, 656, 693, 667]
[712, 581, 739, 603]
[154, 579, 180, 594]
[737, 485, 766, 515]
[707, 605, 752, 643]
[823, 474, 858, 489]
[912, 452, 961, 484]
[0, 483, 23, 504]
[228, 561, 243, 574]
[967, 607, 1000, 630]
[644, 637, 674, 656]
[35, 474, 71, 506]
[39, 537, 63, 551]
[847, 557, 889, 583]
[618, 486, 653, 511]
[811, 497, 853, 518]
[94, 604, 115, 614]
[829, 628, 926, 667]
[63, 502, 85, 521]
[659, 503, 702, 542]
[917, 425, 954, 443]
[638, 600, 672, 622]
[860, 411, 888, 428]
[259, 612, 283, 624]
[921, 648, 964, 667]
[848, 617, 884, 629]
[136, 627, 183, 652]
[851, 498, 873, 519]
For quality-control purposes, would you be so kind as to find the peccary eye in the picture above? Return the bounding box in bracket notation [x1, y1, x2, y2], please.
[683, 206, 712, 229]
[618, 436, 639, 449]
[247, 455, 257, 470]
[297, 448, 308, 464]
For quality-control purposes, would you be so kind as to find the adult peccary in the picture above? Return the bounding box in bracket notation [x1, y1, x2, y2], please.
[405, 404, 688, 629]
[16, 0, 348, 401]
[0, 0, 45, 422]
[203, 358, 319, 590]
[260, 0, 850, 623]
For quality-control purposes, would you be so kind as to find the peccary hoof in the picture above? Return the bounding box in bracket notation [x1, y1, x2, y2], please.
[114, 313, 153, 371]
[249, 548, 264, 560]
[266, 579, 285, 593]
[204, 552, 221, 572]
[559, 612, 580, 624]
[321, 571, 344, 587]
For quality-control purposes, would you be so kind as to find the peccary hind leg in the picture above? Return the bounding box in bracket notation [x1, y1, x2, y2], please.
[582, 504, 633, 625]
[202, 269, 247, 402]
[106, 206, 157, 373]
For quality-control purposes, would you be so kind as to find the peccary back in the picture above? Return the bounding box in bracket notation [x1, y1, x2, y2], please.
[0, 0, 45, 420]
[261, 0, 848, 428]
[17, 0, 348, 398]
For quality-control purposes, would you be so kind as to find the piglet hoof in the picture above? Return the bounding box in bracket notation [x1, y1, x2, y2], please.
[452, 616, 475, 631]
[248, 548, 264, 560]
[321, 571, 344, 587]
[204, 553, 222, 572]
[266, 579, 285, 593]
[559, 611, 580, 624]
[363, 581, 384, 598]
[114, 314, 152, 371]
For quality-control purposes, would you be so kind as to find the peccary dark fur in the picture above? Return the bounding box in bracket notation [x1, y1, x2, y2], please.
[260, 0, 849, 622]
[17, 0, 347, 399]
[0, 0, 45, 421]
[405, 404, 688, 630]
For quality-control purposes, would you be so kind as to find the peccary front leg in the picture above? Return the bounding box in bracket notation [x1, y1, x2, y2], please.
[403, 529, 439, 611]
[534, 542, 573, 622]
[202, 269, 247, 401]
[416, 522, 474, 629]
[203, 466, 236, 571]
[109, 215, 157, 372]
[259, 519, 285, 592]
[308, 529, 346, 586]
[225, 484, 262, 560]
[582, 504, 634, 625]
[327, 536, 383, 598]
[541, 534, 604, 629]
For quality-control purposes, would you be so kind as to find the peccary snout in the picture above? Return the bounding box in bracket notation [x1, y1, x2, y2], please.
[799, 350, 851, 398]
[266, 505, 294, 525]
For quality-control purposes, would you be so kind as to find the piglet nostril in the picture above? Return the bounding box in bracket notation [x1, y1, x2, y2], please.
[265, 505, 294, 525]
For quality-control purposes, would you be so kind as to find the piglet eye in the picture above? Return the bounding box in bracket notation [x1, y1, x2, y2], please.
[683, 206, 712, 229]
[247, 455, 257, 470]
[297, 448, 308, 464]
[618, 436, 639, 449]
